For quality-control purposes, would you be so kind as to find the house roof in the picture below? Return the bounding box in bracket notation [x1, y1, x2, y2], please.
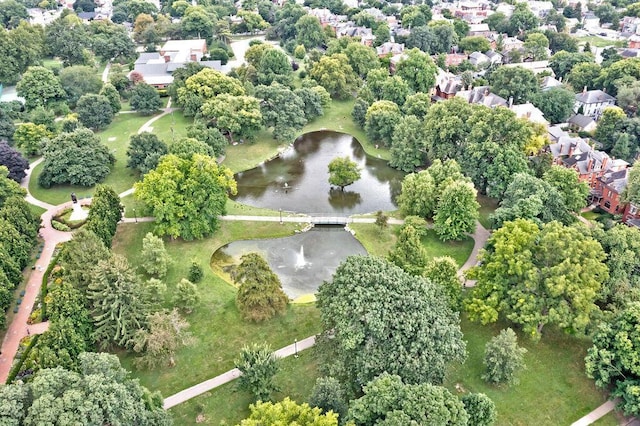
[598, 168, 629, 194]
[455, 86, 508, 108]
[541, 75, 562, 90]
[575, 90, 616, 104]
[568, 114, 596, 129]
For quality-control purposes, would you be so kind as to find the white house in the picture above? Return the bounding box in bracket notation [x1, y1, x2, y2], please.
[574, 89, 617, 119]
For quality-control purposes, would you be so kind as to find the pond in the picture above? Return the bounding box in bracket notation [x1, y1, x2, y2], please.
[212, 226, 367, 299]
[231, 131, 405, 215]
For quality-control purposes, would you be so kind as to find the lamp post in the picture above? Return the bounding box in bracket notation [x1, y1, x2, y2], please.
[279, 208, 282, 224]
[294, 338, 298, 358]
[133, 208, 137, 223]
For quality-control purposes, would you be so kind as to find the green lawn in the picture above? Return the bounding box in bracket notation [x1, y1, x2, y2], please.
[301, 99, 390, 161]
[150, 109, 192, 144]
[350, 223, 474, 267]
[477, 194, 499, 230]
[576, 36, 625, 48]
[28, 113, 153, 205]
[120, 193, 151, 218]
[112, 221, 322, 396]
[445, 317, 615, 426]
[170, 349, 321, 425]
[222, 129, 287, 173]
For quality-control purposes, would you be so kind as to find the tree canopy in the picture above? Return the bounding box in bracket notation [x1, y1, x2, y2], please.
[317, 256, 466, 389]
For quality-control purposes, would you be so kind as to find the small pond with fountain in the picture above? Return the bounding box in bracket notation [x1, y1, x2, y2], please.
[214, 131, 405, 299]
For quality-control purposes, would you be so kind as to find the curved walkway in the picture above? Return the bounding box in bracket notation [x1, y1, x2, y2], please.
[137, 100, 174, 134]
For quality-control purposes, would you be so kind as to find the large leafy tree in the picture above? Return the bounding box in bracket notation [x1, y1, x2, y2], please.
[86, 185, 123, 248]
[623, 161, 640, 205]
[201, 94, 262, 142]
[255, 83, 306, 142]
[256, 48, 292, 86]
[586, 302, 640, 416]
[395, 48, 437, 93]
[466, 219, 608, 340]
[77, 94, 114, 130]
[343, 42, 380, 79]
[130, 82, 162, 115]
[309, 377, 348, 421]
[241, 398, 338, 425]
[88, 254, 153, 350]
[482, 328, 527, 386]
[294, 15, 325, 49]
[317, 256, 466, 388]
[424, 256, 463, 311]
[389, 115, 427, 172]
[462, 393, 497, 426]
[327, 156, 361, 190]
[45, 13, 91, 66]
[595, 107, 626, 151]
[177, 68, 245, 116]
[134, 154, 237, 240]
[140, 232, 171, 278]
[0, 141, 28, 182]
[598, 58, 640, 96]
[58, 228, 110, 294]
[233, 252, 288, 322]
[490, 66, 539, 104]
[89, 20, 136, 62]
[434, 180, 479, 241]
[387, 224, 428, 276]
[16, 66, 65, 110]
[0, 23, 44, 86]
[531, 87, 576, 124]
[0, 352, 170, 425]
[126, 132, 168, 175]
[59, 65, 103, 108]
[13, 122, 51, 156]
[38, 128, 115, 188]
[310, 53, 358, 100]
[348, 373, 469, 425]
[549, 51, 594, 79]
[424, 97, 476, 162]
[0, 108, 15, 143]
[364, 100, 401, 147]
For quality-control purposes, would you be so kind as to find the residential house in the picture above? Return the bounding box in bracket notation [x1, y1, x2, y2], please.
[525, 0, 554, 17]
[455, 86, 508, 108]
[510, 102, 549, 126]
[439, 53, 468, 67]
[583, 12, 601, 30]
[495, 3, 515, 17]
[574, 89, 616, 119]
[468, 51, 490, 66]
[486, 50, 503, 65]
[540, 75, 563, 91]
[389, 53, 408, 74]
[629, 34, 640, 48]
[504, 60, 554, 75]
[593, 167, 631, 215]
[434, 72, 462, 100]
[500, 36, 525, 52]
[568, 114, 597, 132]
[376, 42, 404, 58]
[131, 39, 221, 89]
[468, 23, 492, 37]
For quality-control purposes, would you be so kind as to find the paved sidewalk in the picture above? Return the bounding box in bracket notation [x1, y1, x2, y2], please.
[163, 336, 316, 409]
[571, 399, 617, 426]
[138, 102, 174, 134]
[20, 158, 54, 211]
[457, 221, 491, 287]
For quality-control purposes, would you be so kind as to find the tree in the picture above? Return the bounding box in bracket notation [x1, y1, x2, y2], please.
[549, 51, 594, 79]
[88, 254, 153, 349]
[16, 66, 65, 110]
[465, 219, 608, 340]
[295, 15, 325, 49]
[327, 156, 361, 191]
[0, 108, 15, 144]
[0, 23, 44, 86]
[459, 35, 491, 53]
[45, 14, 91, 67]
[58, 228, 110, 294]
[490, 66, 539, 104]
[133, 308, 192, 369]
[380, 75, 410, 107]
[241, 398, 338, 425]
[483, 328, 527, 386]
[461, 394, 497, 426]
[38, 128, 115, 188]
[595, 107, 626, 151]
[140, 232, 171, 278]
[586, 302, 640, 416]
[134, 154, 236, 240]
[1, 353, 170, 425]
[59, 65, 103, 108]
[344, 42, 380, 78]
[13, 122, 51, 156]
[187, 260, 203, 283]
[126, 132, 168, 175]
[531, 87, 576, 124]
[599, 58, 640, 96]
[402, 93, 430, 120]
[233, 252, 288, 322]
[567, 62, 602, 91]
[236, 343, 280, 402]
[86, 185, 123, 248]
[364, 100, 401, 147]
[434, 181, 479, 242]
[180, 7, 214, 39]
[347, 373, 469, 425]
[89, 20, 136, 62]
[543, 166, 589, 213]
[317, 256, 466, 388]
[507, 3, 539, 36]
[168, 137, 214, 158]
[130, 82, 162, 115]
[99, 83, 121, 114]
[388, 224, 428, 276]
[0, 141, 28, 182]
[406, 25, 437, 53]
[397, 170, 437, 218]
[30, 317, 89, 371]
[294, 86, 324, 122]
[395, 48, 437, 93]
[310, 53, 358, 100]
[173, 278, 199, 314]
[255, 83, 307, 142]
[0, 0, 28, 28]
[424, 257, 462, 310]
[77, 94, 114, 130]
[256, 48, 293, 86]
[423, 98, 476, 162]
[186, 121, 228, 158]
[309, 377, 347, 421]
[624, 161, 640, 205]
[523, 33, 550, 61]
[389, 115, 427, 172]
[374, 210, 388, 232]
[201, 94, 263, 142]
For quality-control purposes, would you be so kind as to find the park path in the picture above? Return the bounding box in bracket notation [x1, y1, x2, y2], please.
[458, 221, 491, 287]
[571, 399, 617, 426]
[101, 62, 111, 83]
[138, 100, 174, 134]
[163, 336, 316, 409]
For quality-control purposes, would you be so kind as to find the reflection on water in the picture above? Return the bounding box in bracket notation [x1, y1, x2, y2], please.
[212, 226, 367, 299]
[231, 131, 404, 214]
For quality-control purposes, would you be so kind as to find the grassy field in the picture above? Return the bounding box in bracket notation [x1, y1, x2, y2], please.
[576, 36, 625, 48]
[221, 129, 286, 173]
[477, 194, 499, 230]
[170, 349, 321, 425]
[112, 221, 322, 396]
[28, 113, 153, 205]
[149, 109, 192, 144]
[445, 317, 616, 426]
[350, 223, 474, 267]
